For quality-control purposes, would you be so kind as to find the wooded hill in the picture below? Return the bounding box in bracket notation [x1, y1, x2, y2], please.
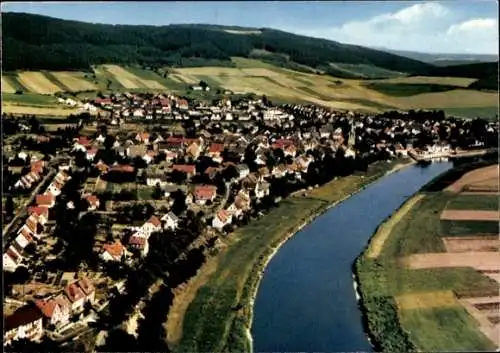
[2, 12, 498, 84]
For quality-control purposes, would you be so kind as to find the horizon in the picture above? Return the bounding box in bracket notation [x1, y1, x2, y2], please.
[2, 1, 498, 56]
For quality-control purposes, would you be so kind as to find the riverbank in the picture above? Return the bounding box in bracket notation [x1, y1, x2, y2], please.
[171, 158, 414, 353]
[354, 162, 499, 352]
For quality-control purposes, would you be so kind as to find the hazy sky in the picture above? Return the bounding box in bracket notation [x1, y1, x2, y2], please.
[2, 1, 498, 54]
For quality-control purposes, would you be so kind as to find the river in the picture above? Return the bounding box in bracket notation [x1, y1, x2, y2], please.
[251, 161, 453, 352]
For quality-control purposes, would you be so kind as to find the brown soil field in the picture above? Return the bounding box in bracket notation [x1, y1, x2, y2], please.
[395, 290, 459, 310]
[461, 191, 500, 196]
[442, 236, 500, 253]
[404, 252, 500, 271]
[440, 209, 500, 221]
[460, 297, 500, 347]
[445, 165, 499, 193]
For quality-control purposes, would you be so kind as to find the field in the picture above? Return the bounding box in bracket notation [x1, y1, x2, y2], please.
[357, 163, 500, 351]
[49, 71, 98, 91]
[2, 58, 498, 117]
[17, 71, 63, 94]
[173, 160, 403, 353]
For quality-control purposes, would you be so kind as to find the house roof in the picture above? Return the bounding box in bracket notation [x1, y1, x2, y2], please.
[11, 241, 25, 256]
[4, 304, 43, 332]
[35, 298, 59, 318]
[28, 206, 49, 218]
[85, 194, 99, 206]
[208, 143, 224, 154]
[77, 277, 95, 295]
[110, 164, 135, 173]
[36, 193, 54, 206]
[163, 211, 179, 223]
[147, 215, 161, 227]
[172, 164, 196, 174]
[217, 210, 231, 223]
[64, 282, 85, 303]
[194, 185, 217, 200]
[136, 132, 150, 141]
[19, 228, 34, 243]
[129, 235, 146, 247]
[103, 241, 125, 259]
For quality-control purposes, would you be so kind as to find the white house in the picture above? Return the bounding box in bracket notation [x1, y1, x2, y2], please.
[35, 294, 71, 327]
[101, 241, 126, 262]
[212, 210, 232, 230]
[141, 216, 162, 236]
[161, 212, 179, 230]
[235, 164, 250, 180]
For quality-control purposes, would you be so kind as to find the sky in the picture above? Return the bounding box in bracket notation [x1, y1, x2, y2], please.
[2, 1, 499, 55]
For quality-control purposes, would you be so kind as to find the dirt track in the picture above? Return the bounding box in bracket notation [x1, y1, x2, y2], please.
[440, 209, 500, 221]
[445, 164, 499, 193]
[404, 252, 500, 272]
[442, 236, 500, 253]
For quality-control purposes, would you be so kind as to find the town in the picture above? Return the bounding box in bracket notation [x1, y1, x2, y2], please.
[2, 89, 498, 351]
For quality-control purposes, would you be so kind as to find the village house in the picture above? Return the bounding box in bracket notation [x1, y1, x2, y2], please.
[27, 206, 49, 225]
[36, 193, 56, 208]
[255, 181, 270, 199]
[161, 212, 179, 230]
[135, 132, 150, 144]
[186, 142, 202, 160]
[128, 234, 149, 257]
[146, 174, 169, 188]
[35, 294, 71, 327]
[4, 304, 44, 346]
[193, 185, 217, 205]
[141, 215, 162, 236]
[3, 248, 23, 272]
[77, 277, 96, 305]
[212, 209, 232, 230]
[84, 194, 100, 211]
[86, 147, 98, 161]
[63, 282, 86, 313]
[101, 241, 126, 262]
[171, 164, 196, 178]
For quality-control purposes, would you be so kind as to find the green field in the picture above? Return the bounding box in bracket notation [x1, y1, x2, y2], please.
[442, 106, 498, 121]
[440, 220, 499, 236]
[399, 307, 496, 352]
[330, 63, 405, 79]
[365, 82, 460, 96]
[446, 194, 498, 211]
[2, 92, 60, 106]
[356, 188, 498, 352]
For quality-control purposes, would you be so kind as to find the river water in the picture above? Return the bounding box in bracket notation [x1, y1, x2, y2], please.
[252, 162, 453, 353]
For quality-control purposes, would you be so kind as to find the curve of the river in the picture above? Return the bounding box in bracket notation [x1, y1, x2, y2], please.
[252, 162, 453, 352]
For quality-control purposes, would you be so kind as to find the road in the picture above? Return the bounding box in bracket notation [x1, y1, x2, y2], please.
[2, 154, 68, 247]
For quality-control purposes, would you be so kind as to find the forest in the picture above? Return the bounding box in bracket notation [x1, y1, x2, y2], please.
[3, 12, 436, 74]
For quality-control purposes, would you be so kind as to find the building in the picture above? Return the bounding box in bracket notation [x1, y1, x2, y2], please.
[35, 295, 71, 327]
[142, 216, 162, 236]
[212, 209, 232, 230]
[4, 304, 44, 346]
[63, 282, 86, 313]
[193, 185, 217, 205]
[101, 241, 126, 262]
[161, 212, 179, 230]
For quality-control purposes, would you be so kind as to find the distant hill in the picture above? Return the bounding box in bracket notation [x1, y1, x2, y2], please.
[373, 48, 498, 66]
[2, 12, 435, 76]
[429, 62, 498, 79]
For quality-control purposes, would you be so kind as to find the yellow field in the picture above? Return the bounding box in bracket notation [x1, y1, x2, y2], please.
[1, 77, 16, 93]
[395, 290, 459, 310]
[102, 65, 166, 89]
[1, 103, 80, 116]
[17, 72, 62, 94]
[51, 71, 98, 91]
[372, 76, 477, 87]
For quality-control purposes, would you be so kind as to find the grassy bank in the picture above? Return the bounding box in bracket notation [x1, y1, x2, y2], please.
[173, 159, 412, 352]
[355, 187, 498, 352]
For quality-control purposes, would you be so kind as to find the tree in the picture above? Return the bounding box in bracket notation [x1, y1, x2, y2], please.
[152, 184, 163, 200]
[5, 195, 14, 217]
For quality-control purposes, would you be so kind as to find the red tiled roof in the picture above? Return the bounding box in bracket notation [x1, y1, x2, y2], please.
[217, 210, 230, 223]
[147, 215, 161, 227]
[194, 185, 217, 200]
[109, 164, 135, 173]
[85, 194, 99, 206]
[103, 241, 124, 258]
[136, 132, 150, 141]
[272, 139, 294, 149]
[208, 143, 224, 154]
[6, 248, 21, 263]
[28, 206, 49, 218]
[76, 136, 92, 147]
[36, 193, 54, 206]
[129, 236, 146, 247]
[26, 215, 39, 233]
[35, 298, 58, 318]
[86, 147, 98, 155]
[172, 164, 196, 174]
[64, 282, 85, 303]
